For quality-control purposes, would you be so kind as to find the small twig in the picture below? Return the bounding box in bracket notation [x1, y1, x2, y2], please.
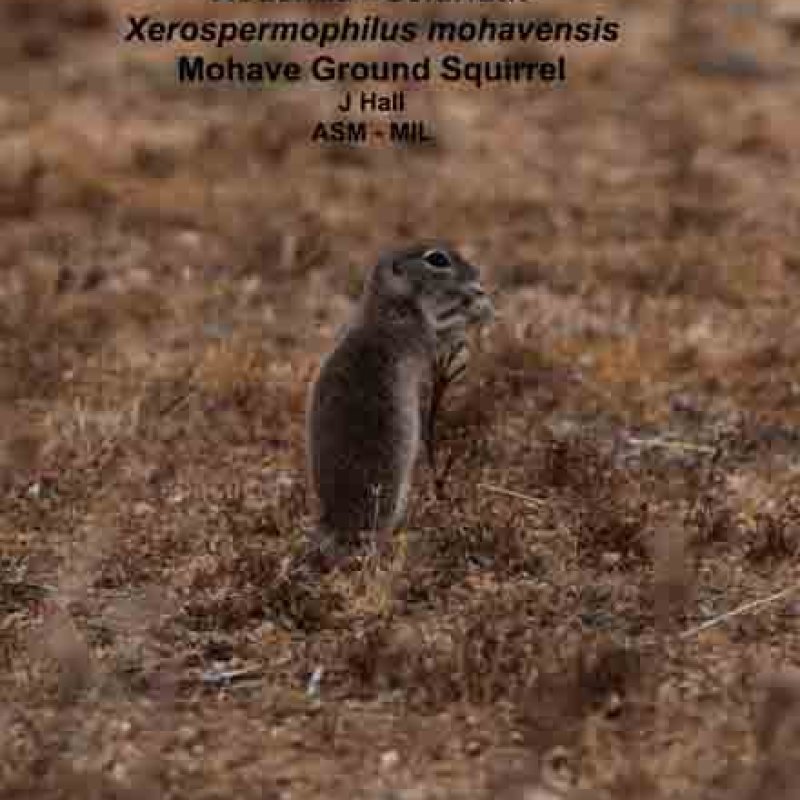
[627, 436, 716, 455]
[0, 581, 55, 611]
[158, 390, 194, 418]
[434, 446, 459, 499]
[306, 666, 324, 698]
[370, 483, 383, 533]
[2, 580, 56, 595]
[478, 482, 547, 508]
[200, 666, 264, 687]
[679, 585, 799, 640]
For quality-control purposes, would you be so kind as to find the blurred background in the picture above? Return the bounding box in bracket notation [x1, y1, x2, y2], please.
[2, 1, 800, 798]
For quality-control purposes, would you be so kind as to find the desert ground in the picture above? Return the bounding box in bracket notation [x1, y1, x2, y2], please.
[2, 1, 800, 798]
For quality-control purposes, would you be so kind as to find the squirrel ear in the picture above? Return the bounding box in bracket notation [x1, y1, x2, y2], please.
[377, 249, 403, 275]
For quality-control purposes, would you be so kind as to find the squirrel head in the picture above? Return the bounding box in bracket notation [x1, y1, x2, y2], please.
[365, 243, 494, 328]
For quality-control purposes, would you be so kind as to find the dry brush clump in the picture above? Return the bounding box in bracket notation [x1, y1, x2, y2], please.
[174, 503, 339, 634]
[745, 502, 800, 566]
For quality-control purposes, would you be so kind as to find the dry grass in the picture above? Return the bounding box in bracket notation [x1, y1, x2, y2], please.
[2, 0, 800, 797]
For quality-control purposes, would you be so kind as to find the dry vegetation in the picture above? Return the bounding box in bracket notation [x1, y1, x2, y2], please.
[2, 0, 800, 797]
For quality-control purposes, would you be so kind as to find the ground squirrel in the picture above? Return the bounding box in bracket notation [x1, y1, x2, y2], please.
[306, 244, 493, 547]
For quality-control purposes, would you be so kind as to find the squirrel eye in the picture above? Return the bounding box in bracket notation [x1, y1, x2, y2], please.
[422, 249, 452, 269]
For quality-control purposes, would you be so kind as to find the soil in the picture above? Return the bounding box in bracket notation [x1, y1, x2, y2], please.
[2, 1, 800, 798]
